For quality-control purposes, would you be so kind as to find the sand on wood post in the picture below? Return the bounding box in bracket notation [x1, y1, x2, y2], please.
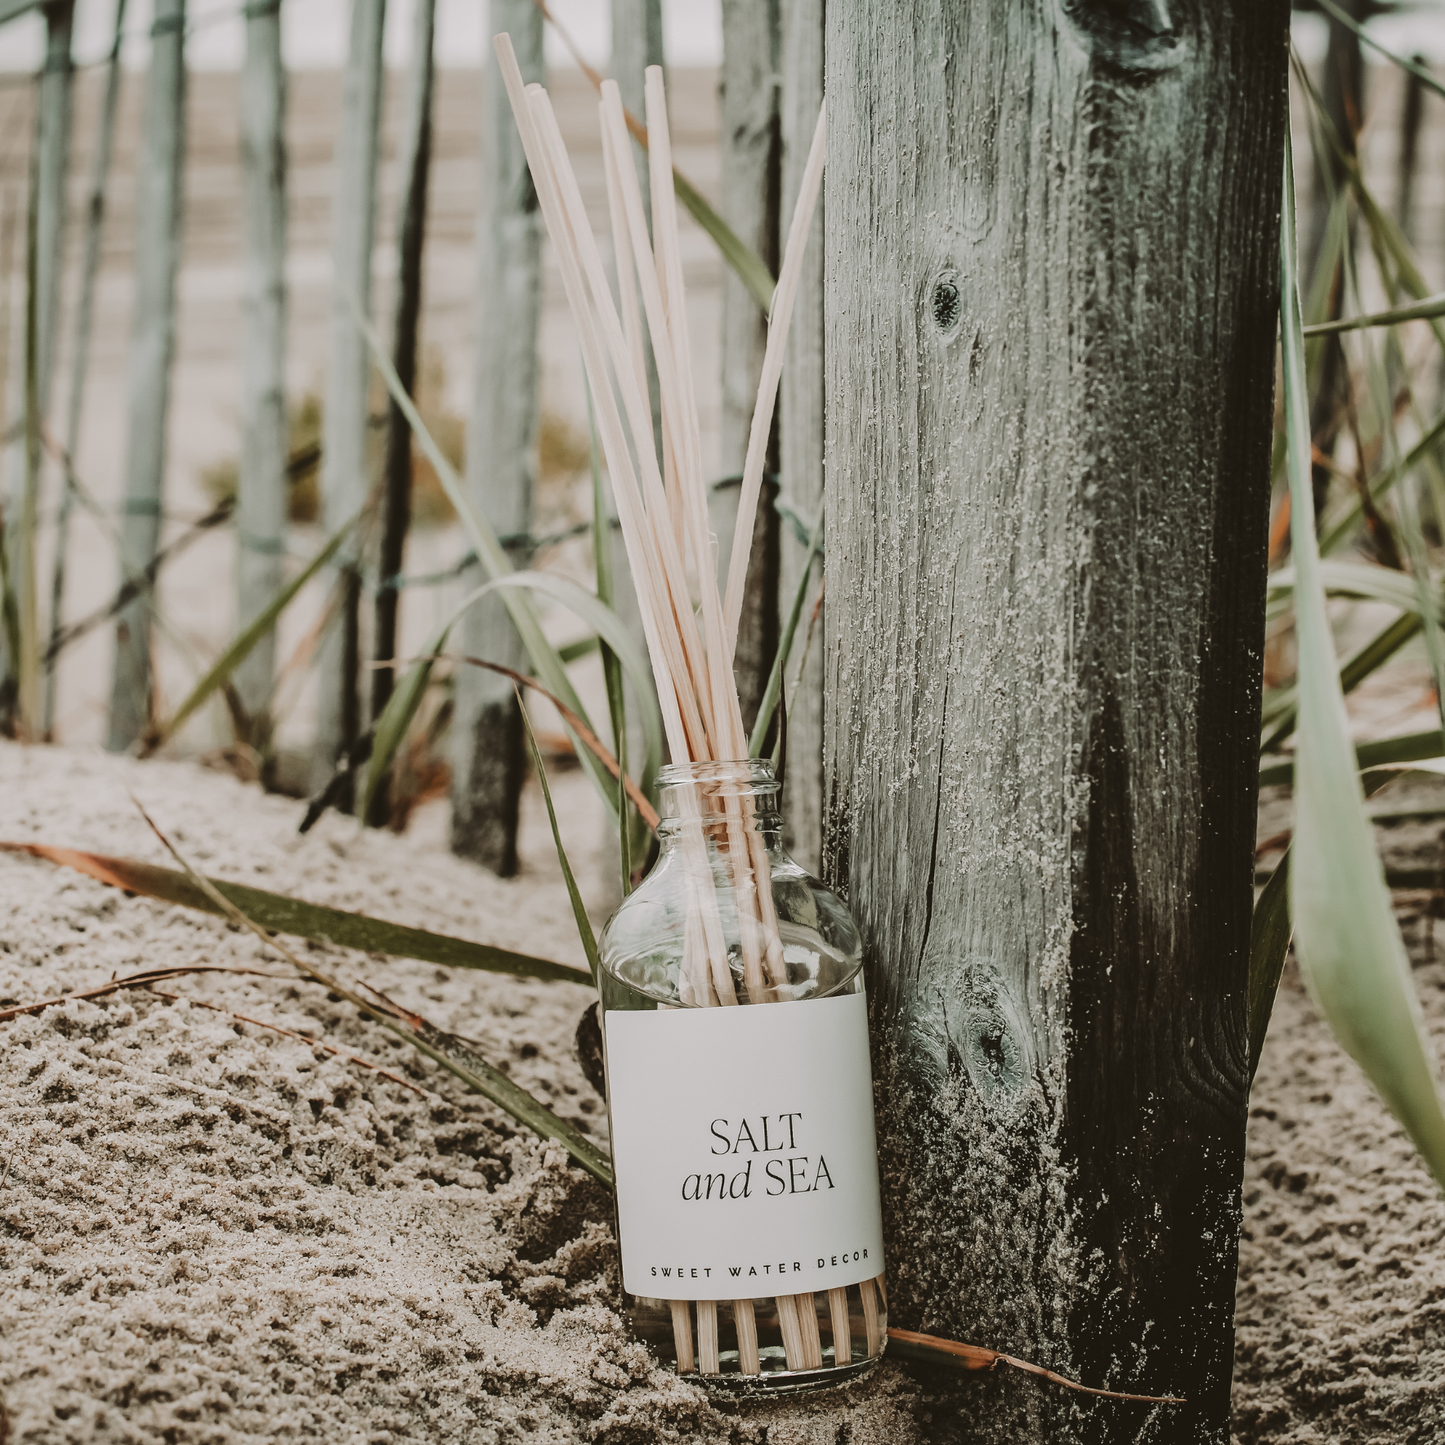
[823, 3, 1289, 1438]
[368, 0, 436, 824]
[450, 0, 542, 875]
[105, 0, 186, 752]
[233, 0, 288, 755]
[777, 0, 823, 870]
[44, 0, 127, 737]
[310, 0, 386, 798]
[709, 0, 780, 737]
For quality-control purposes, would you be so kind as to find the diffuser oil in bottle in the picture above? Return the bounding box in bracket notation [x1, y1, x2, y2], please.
[598, 761, 888, 1393]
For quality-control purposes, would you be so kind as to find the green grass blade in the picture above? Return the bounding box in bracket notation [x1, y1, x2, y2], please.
[1280, 130, 1445, 1188]
[517, 691, 601, 988]
[359, 571, 664, 834]
[358, 616, 452, 824]
[586, 379, 632, 893]
[749, 506, 823, 758]
[1317, 410, 1445, 557]
[487, 570, 662, 798]
[1261, 610, 1422, 753]
[153, 513, 357, 748]
[672, 167, 775, 316]
[341, 288, 619, 816]
[1316, 0, 1445, 105]
[1249, 850, 1292, 1081]
[1259, 728, 1445, 789]
[529, 0, 776, 315]
[558, 635, 599, 664]
[1304, 289, 1445, 338]
[1266, 559, 1438, 623]
[0, 840, 589, 984]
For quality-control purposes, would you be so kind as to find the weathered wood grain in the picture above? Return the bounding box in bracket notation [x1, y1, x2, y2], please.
[823, 4, 1288, 1439]
[234, 0, 288, 739]
[450, 0, 541, 874]
[778, 0, 823, 869]
[106, 0, 186, 751]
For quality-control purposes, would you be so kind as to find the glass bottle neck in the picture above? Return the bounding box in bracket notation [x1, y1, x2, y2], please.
[655, 759, 781, 839]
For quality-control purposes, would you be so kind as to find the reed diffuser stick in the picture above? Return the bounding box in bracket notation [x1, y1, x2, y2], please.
[697, 1300, 720, 1376]
[722, 102, 827, 661]
[828, 1287, 852, 1366]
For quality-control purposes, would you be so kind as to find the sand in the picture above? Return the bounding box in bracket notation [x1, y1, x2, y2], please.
[2, 739, 1445, 1443]
[0, 742, 924, 1443]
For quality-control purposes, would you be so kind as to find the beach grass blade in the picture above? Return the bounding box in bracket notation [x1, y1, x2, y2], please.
[530, 0, 776, 316]
[150, 513, 357, 749]
[517, 689, 601, 987]
[1316, 0, 1445, 105]
[1258, 728, 1445, 789]
[587, 380, 633, 891]
[1249, 850, 1291, 1081]
[1280, 130, 1445, 1188]
[0, 840, 588, 985]
[749, 506, 822, 758]
[358, 571, 663, 828]
[341, 287, 620, 814]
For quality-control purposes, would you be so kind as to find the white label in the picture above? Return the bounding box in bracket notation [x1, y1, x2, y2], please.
[604, 991, 885, 1301]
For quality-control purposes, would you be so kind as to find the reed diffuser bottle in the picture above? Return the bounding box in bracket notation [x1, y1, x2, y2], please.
[598, 761, 887, 1391]
[491, 28, 878, 1395]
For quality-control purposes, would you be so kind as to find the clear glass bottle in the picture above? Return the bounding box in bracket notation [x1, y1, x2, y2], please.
[598, 759, 888, 1394]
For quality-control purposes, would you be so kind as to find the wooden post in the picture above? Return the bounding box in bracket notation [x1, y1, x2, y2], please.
[449, 0, 541, 874]
[310, 0, 386, 797]
[711, 0, 780, 737]
[106, 0, 186, 752]
[44, 0, 127, 737]
[777, 0, 822, 869]
[369, 0, 436, 824]
[234, 0, 288, 750]
[823, 6, 1288, 1438]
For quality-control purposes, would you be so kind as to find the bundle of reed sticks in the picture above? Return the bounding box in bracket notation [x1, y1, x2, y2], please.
[493, 32, 881, 1378]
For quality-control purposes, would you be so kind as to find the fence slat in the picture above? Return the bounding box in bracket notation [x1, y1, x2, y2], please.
[369, 0, 436, 824]
[450, 0, 542, 875]
[44, 0, 126, 736]
[310, 0, 386, 797]
[106, 0, 186, 752]
[234, 0, 288, 749]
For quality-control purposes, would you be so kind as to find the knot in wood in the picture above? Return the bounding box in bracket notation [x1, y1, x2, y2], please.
[1058, 0, 1187, 74]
